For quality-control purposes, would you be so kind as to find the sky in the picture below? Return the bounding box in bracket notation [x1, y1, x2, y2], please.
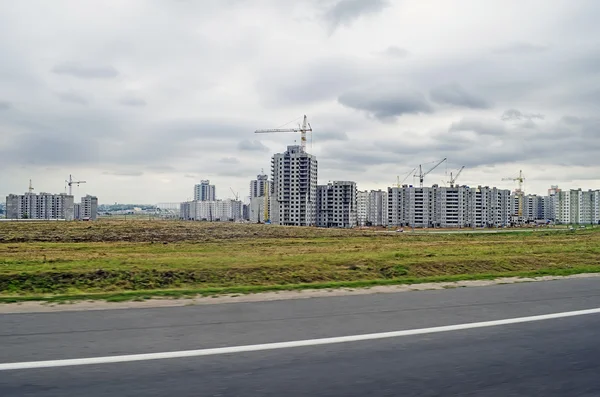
[1, 0, 599, 204]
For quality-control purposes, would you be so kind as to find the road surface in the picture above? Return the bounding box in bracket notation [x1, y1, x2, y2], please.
[2, 278, 600, 396]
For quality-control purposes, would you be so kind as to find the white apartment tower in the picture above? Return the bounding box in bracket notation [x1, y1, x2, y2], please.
[316, 181, 357, 228]
[357, 191, 368, 226]
[270, 145, 318, 226]
[194, 180, 216, 201]
[250, 173, 269, 199]
[367, 190, 388, 227]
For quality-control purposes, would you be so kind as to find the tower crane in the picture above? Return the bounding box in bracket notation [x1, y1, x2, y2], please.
[415, 158, 447, 187]
[255, 115, 312, 153]
[66, 174, 86, 196]
[28, 179, 34, 193]
[447, 166, 465, 187]
[396, 168, 416, 188]
[502, 170, 525, 218]
[229, 188, 240, 201]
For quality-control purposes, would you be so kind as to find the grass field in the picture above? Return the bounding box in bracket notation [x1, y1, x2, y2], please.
[1, 220, 599, 302]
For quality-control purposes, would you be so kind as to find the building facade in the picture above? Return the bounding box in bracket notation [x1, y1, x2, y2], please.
[250, 173, 269, 199]
[194, 180, 216, 201]
[78, 195, 98, 220]
[180, 199, 243, 221]
[356, 191, 368, 226]
[270, 145, 318, 226]
[387, 185, 511, 228]
[6, 192, 75, 220]
[316, 181, 357, 228]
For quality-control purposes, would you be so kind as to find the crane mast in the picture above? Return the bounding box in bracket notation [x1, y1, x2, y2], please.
[502, 170, 526, 218]
[415, 158, 447, 187]
[65, 174, 86, 196]
[448, 166, 465, 187]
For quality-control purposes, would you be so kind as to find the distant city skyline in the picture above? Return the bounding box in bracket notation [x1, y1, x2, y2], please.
[1, 1, 599, 203]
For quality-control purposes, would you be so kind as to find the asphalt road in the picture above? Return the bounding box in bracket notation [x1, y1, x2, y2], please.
[2, 278, 600, 396]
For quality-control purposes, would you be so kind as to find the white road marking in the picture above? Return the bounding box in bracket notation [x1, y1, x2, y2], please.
[2, 307, 599, 371]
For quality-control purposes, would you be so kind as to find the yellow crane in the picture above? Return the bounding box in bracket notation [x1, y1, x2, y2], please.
[502, 170, 525, 217]
[254, 115, 313, 153]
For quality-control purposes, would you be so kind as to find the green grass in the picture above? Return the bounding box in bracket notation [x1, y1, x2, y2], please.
[1, 266, 599, 304]
[1, 220, 599, 303]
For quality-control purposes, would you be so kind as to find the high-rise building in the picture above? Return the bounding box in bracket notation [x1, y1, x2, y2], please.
[194, 180, 216, 201]
[270, 145, 318, 226]
[6, 192, 75, 220]
[250, 173, 269, 199]
[316, 181, 357, 228]
[357, 191, 368, 226]
[79, 195, 98, 220]
[367, 190, 388, 227]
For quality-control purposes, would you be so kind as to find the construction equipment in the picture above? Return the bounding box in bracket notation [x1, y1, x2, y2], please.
[264, 180, 270, 223]
[396, 168, 416, 187]
[255, 115, 313, 153]
[229, 188, 239, 201]
[447, 166, 465, 187]
[28, 179, 34, 193]
[502, 170, 525, 218]
[414, 158, 447, 188]
[66, 175, 86, 196]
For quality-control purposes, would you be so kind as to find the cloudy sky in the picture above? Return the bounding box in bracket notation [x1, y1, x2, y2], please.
[1, 0, 599, 203]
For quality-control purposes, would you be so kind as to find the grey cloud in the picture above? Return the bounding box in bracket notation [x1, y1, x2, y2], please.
[52, 62, 119, 79]
[449, 118, 507, 136]
[381, 46, 408, 58]
[238, 139, 269, 152]
[219, 157, 239, 164]
[184, 174, 197, 179]
[493, 42, 548, 55]
[430, 84, 490, 109]
[318, 131, 348, 142]
[338, 87, 433, 121]
[0, 101, 10, 110]
[501, 109, 545, 121]
[324, 0, 389, 30]
[120, 97, 147, 107]
[57, 91, 89, 105]
[102, 170, 144, 177]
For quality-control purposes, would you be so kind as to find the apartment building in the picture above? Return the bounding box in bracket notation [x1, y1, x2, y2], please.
[194, 180, 216, 201]
[316, 181, 357, 228]
[357, 191, 368, 226]
[388, 185, 511, 228]
[180, 199, 242, 221]
[6, 192, 75, 220]
[270, 145, 318, 226]
[367, 190, 388, 227]
[250, 173, 269, 199]
[79, 195, 98, 220]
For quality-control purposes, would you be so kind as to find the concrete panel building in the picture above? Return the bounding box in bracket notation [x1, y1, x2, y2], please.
[270, 145, 318, 226]
[388, 185, 511, 228]
[194, 180, 216, 202]
[180, 199, 242, 221]
[250, 173, 269, 199]
[316, 181, 357, 228]
[78, 195, 98, 220]
[357, 191, 368, 226]
[367, 190, 388, 227]
[6, 192, 75, 220]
